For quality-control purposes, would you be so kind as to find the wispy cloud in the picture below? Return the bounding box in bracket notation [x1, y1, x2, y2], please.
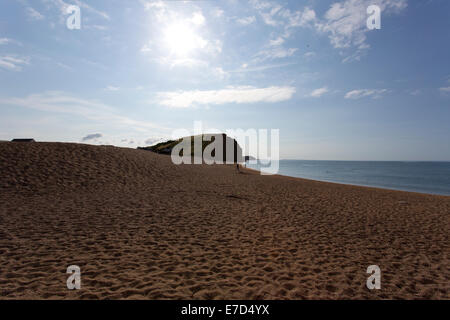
[41, 0, 110, 20]
[250, 0, 408, 62]
[231, 62, 297, 74]
[247, 2, 316, 66]
[281, 6, 316, 28]
[0, 56, 30, 71]
[105, 86, 120, 91]
[345, 88, 388, 99]
[157, 86, 296, 108]
[154, 57, 209, 69]
[269, 37, 285, 46]
[56, 62, 74, 71]
[213, 67, 229, 80]
[236, 16, 256, 26]
[439, 86, 450, 93]
[141, 0, 165, 11]
[70, 0, 110, 20]
[316, 0, 408, 61]
[254, 47, 298, 62]
[212, 8, 224, 18]
[191, 11, 205, 26]
[250, 0, 283, 26]
[0, 38, 12, 45]
[250, 0, 316, 29]
[0, 38, 22, 46]
[0, 91, 165, 132]
[310, 87, 329, 98]
[85, 25, 108, 31]
[409, 89, 422, 96]
[26, 7, 45, 20]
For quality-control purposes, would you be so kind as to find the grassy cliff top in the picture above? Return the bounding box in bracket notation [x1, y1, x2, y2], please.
[138, 134, 243, 162]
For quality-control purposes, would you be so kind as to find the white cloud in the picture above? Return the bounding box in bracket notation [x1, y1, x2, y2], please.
[250, 0, 408, 62]
[0, 38, 12, 45]
[141, 0, 165, 10]
[0, 37, 22, 46]
[251, 0, 316, 28]
[439, 86, 450, 93]
[56, 62, 74, 71]
[213, 67, 229, 80]
[0, 56, 30, 71]
[105, 86, 120, 91]
[248, 2, 316, 65]
[281, 7, 316, 28]
[310, 87, 329, 98]
[232, 62, 297, 74]
[157, 86, 296, 108]
[254, 47, 298, 62]
[316, 0, 407, 60]
[304, 51, 316, 58]
[237, 16, 256, 26]
[155, 57, 209, 69]
[341, 51, 365, 63]
[191, 12, 205, 25]
[269, 37, 285, 46]
[345, 89, 388, 99]
[207, 39, 223, 55]
[86, 25, 108, 31]
[260, 12, 280, 26]
[26, 7, 45, 20]
[212, 8, 224, 18]
[140, 42, 152, 53]
[249, 0, 285, 26]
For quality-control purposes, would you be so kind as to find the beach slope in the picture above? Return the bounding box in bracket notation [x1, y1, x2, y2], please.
[0, 142, 448, 299]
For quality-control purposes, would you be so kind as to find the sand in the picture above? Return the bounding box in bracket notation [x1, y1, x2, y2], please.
[0, 142, 448, 299]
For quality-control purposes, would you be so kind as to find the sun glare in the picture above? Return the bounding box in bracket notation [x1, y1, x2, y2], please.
[163, 22, 204, 57]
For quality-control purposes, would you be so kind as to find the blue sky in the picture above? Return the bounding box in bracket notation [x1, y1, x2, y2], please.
[0, 0, 449, 160]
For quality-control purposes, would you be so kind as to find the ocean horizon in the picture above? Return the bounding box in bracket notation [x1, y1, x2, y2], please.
[247, 160, 450, 196]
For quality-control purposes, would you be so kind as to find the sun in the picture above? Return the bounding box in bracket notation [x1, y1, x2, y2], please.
[163, 22, 204, 57]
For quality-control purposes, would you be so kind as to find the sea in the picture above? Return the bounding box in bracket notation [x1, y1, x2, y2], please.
[246, 160, 450, 196]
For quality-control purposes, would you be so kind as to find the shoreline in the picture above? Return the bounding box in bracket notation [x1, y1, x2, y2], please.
[243, 164, 450, 198]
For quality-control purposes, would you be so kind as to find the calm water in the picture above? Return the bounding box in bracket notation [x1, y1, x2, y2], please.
[247, 160, 450, 196]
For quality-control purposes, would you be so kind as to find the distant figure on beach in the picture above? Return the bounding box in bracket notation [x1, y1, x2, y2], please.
[236, 163, 240, 173]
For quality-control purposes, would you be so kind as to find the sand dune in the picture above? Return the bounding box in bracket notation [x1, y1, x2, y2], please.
[0, 142, 448, 299]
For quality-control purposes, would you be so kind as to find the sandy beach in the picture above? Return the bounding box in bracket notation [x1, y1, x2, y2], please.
[0, 142, 448, 299]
